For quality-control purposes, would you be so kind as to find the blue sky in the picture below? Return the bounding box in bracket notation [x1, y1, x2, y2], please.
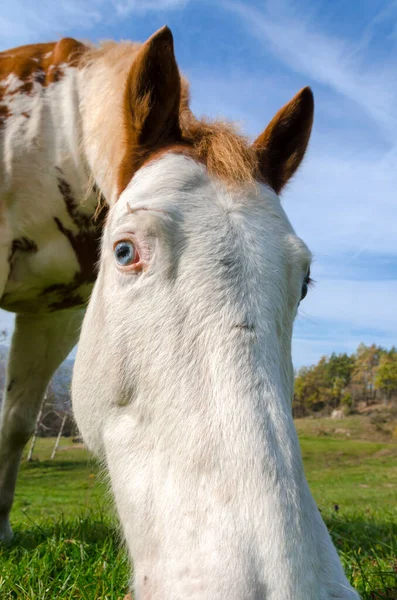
[1, 0, 397, 368]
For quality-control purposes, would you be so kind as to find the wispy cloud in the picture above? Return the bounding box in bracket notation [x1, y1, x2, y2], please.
[0, 1, 102, 48]
[225, 0, 397, 141]
[114, 0, 187, 16]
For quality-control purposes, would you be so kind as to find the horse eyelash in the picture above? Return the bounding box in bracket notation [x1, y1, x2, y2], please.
[306, 276, 315, 288]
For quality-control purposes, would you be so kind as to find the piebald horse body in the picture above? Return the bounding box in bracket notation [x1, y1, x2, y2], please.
[0, 26, 359, 599]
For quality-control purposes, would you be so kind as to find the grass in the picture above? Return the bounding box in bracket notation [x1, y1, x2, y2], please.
[1, 426, 396, 599]
[295, 413, 397, 443]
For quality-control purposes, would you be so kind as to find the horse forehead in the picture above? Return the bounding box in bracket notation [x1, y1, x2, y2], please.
[121, 154, 213, 202]
[108, 154, 307, 276]
[114, 153, 289, 229]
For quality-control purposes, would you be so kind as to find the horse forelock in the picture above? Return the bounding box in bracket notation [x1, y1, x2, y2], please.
[117, 97, 260, 196]
[117, 115, 260, 197]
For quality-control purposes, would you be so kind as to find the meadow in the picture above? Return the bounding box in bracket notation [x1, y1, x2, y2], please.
[0, 419, 396, 599]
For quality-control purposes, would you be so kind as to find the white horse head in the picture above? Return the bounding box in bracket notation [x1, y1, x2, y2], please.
[72, 26, 359, 600]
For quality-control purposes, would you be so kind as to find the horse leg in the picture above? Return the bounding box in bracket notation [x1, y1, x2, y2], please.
[0, 309, 83, 541]
[0, 202, 11, 297]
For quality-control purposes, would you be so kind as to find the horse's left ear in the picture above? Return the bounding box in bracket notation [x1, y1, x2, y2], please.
[118, 26, 182, 194]
[124, 25, 181, 148]
[253, 87, 314, 194]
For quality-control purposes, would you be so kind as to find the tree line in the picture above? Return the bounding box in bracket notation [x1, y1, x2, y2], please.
[293, 343, 397, 417]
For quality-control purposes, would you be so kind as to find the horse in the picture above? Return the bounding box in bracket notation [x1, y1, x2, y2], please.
[0, 24, 359, 599]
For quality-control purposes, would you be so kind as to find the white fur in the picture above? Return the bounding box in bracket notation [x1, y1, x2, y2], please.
[73, 153, 359, 600]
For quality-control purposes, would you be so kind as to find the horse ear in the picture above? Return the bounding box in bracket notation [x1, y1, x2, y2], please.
[253, 87, 314, 194]
[124, 26, 181, 148]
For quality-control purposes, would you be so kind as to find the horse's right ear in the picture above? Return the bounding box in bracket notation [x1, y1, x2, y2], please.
[124, 26, 181, 148]
[253, 87, 314, 194]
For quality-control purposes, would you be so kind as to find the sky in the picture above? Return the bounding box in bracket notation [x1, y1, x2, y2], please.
[1, 0, 396, 369]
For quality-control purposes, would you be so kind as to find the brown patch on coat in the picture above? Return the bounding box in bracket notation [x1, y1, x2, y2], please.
[42, 174, 108, 310]
[0, 104, 11, 128]
[55, 174, 107, 277]
[9, 237, 38, 261]
[8, 237, 37, 272]
[6, 80, 34, 96]
[0, 37, 87, 98]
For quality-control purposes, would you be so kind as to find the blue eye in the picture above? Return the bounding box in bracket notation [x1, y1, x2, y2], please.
[114, 241, 136, 266]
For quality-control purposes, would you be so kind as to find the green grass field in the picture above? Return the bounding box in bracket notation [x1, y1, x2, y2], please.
[1, 423, 396, 599]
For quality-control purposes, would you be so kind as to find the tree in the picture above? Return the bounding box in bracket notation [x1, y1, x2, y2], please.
[350, 344, 382, 405]
[375, 348, 397, 402]
[324, 353, 355, 408]
[293, 357, 330, 415]
[293, 343, 396, 415]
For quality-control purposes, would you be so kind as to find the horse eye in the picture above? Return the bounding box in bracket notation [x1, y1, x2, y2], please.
[300, 270, 312, 301]
[114, 241, 136, 266]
